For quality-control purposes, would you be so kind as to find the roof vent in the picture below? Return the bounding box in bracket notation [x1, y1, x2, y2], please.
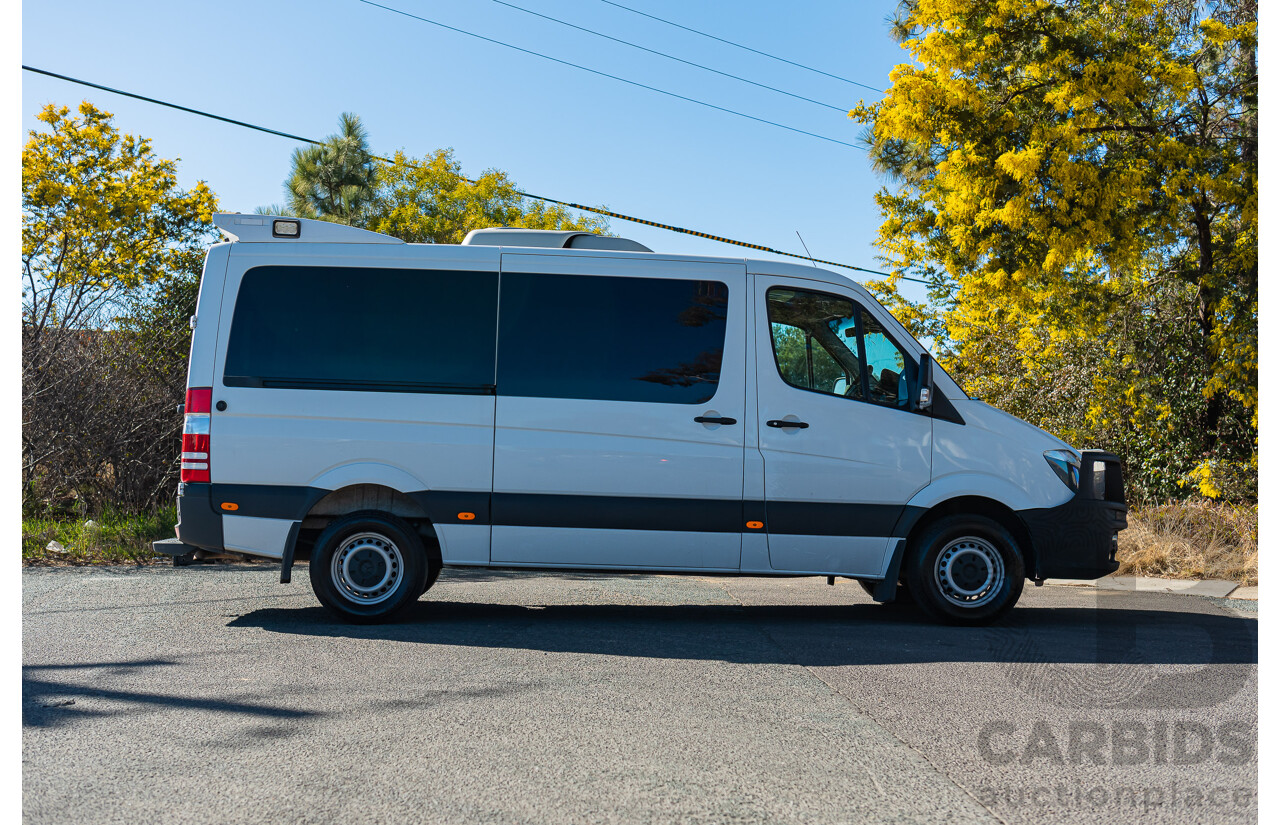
[461, 228, 652, 252]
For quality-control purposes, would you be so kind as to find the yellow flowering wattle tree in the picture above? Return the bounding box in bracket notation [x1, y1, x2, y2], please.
[852, 0, 1257, 501]
[22, 102, 220, 512]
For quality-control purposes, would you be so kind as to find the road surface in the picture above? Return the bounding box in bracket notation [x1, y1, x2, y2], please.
[23, 565, 1257, 824]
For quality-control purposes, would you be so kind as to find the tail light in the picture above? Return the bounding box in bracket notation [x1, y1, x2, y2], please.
[181, 387, 212, 483]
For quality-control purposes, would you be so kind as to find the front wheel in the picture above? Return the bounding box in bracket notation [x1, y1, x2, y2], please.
[309, 511, 429, 623]
[904, 515, 1024, 625]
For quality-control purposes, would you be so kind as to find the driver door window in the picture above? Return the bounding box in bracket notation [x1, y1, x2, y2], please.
[765, 287, 914, 409]
[766, 289, 863, 400]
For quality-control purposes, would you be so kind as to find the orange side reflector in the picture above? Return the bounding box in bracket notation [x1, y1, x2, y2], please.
[458, 512, 476, 521]
[746, 520, 764, 529]
[220, 502, 239, 511]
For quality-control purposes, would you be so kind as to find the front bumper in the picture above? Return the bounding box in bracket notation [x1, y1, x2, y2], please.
[1018, 450, 1127, 580]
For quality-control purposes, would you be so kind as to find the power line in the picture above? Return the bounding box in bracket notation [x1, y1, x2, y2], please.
[21, 64, 922, 282]
[357, 0, 858, 148]
[489, 0, 846, 112]
[599, 0, 884, 93]
[23, 66, 324, 148]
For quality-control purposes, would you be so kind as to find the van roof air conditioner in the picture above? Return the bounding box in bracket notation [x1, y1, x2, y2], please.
[461, 228, 652, 252]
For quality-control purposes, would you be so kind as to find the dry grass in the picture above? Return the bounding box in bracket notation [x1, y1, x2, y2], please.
[1116, 501, 1258, 585]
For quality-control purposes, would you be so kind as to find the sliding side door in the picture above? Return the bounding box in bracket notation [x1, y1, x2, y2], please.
[490, 254, 747, 570]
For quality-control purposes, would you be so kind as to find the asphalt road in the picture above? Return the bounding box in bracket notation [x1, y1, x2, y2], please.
[23, 565, 1257, 825]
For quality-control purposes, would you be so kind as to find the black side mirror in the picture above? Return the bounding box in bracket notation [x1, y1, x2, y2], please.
[916, 353, 934, 411]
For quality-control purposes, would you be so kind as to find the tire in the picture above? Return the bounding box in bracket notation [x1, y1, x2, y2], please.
[309, 511, 429, 623]
[857, 578, 913, 605]
[419, 563, 443, 598]
[904, 514, 1025, 625]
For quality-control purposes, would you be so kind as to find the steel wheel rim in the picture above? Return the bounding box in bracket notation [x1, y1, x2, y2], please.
[332, 532, 403, 605]
[933, 536, 1004, 608]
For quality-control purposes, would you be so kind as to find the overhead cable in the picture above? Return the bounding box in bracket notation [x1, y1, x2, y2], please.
[598, 0, 884, 92]
[21, 64, 921, 281]
[357, 0, 858, 148]
[489, 0, 847, 112]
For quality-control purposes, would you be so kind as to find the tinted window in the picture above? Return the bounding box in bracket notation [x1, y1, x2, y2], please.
[766, 287, 916, 409]
[766, 288, 864, 400]
[498, 273, 728, 404]
[224, 266, 497, 392]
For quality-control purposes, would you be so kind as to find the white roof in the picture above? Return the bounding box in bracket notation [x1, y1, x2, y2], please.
[212, 214, 403, 244]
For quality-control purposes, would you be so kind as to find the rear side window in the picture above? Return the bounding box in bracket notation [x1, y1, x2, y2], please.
[223, 266, 498, 393]
[498, 272, 728, 404]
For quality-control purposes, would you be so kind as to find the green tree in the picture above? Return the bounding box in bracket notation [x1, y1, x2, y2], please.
[284, 112, 378, 224]
[852, 0, 1256, 500]
[262, 114, 607, 240]
[365, 148, 606, 243]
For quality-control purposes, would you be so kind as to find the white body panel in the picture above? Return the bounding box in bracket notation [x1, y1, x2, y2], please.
[185, 243, 231, 389]
[222, 515, 294, 559]
[435, 525, 492, 565]
[922, 400, 1075, 511]
[490, 253, 747, 570]
[492, 527, 740, 570]
[755, 536, 898, 578]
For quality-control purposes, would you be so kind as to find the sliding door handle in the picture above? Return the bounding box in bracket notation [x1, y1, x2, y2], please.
[694, 416, 737, 425]
[766, 419, 809, 429]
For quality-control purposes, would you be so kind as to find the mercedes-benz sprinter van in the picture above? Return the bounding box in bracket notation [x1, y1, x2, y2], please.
[154, 214, 1127, 625]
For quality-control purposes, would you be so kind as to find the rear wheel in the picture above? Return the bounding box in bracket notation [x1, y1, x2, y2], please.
[309, 511, 428, 623]
[904, 514, 1024, 625]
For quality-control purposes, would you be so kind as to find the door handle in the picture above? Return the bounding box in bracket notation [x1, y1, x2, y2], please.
[694, 416, 737, 425]
[766, 419, 809, 429]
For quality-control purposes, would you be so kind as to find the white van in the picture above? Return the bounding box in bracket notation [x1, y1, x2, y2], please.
[154, 214, 1127, 625]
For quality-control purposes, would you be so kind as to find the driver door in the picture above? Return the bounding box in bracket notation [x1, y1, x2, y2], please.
[754, 275, 933, 575]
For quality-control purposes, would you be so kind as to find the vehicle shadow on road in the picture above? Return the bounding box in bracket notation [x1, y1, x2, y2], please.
[229, 599, 1258, 668]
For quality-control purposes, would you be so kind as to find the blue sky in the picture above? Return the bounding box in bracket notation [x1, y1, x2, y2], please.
[21, 0, 924, 300]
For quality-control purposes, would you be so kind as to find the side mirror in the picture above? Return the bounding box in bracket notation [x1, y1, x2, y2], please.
[916, 353, 934, 411]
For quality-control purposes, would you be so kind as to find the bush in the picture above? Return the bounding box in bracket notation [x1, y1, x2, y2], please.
[22, 275, 196, 516]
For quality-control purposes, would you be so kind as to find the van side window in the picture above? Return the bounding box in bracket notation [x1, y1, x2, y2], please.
[223, 266, 498, 393]
[766, 288, 864, 400]
[766, 288, 916, 409]
[498, 273, 728, 404]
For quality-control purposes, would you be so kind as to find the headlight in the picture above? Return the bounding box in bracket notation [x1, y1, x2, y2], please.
[1044, 449, 1081, 492]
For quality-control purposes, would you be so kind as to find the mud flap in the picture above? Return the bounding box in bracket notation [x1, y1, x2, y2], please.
[871, 539, 907, 603]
